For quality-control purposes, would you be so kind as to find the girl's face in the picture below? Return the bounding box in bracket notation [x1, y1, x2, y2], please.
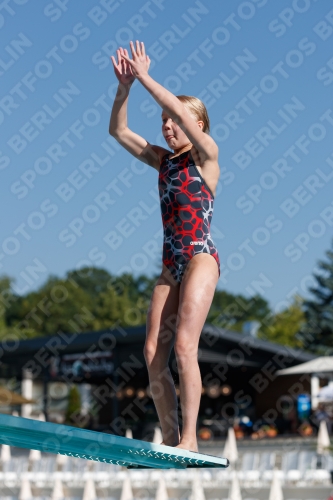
[162, 111, 203, 150]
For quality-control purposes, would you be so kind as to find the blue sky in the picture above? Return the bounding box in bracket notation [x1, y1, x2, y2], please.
[1, 0, 333, 311]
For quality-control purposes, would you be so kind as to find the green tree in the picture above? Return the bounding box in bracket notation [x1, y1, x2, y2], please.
[258, 295, 305, 348]
[107, 272, 157, 303]
[0, 276, 18, 340]
[66, 268, 156, 328]
[3, 268, 157, 339]
[4, 266, 300, 345]
[66, 267, 113, 298]
[298, 240, 333, 353]
[208, 290, 271, 332]
[0, 277, 10, 327]
[0, 276, 12, 295]
[101, 272, 156, 326]
[5, 277, 95, 337]
[93, 287, 133, 329]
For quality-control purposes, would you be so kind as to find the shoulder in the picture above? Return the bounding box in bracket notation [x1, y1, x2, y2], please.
[140, 144, 171, 171]
[190, 144, 219, 171]
[150, 144, 171, 161]
[149, 145, 171, 170]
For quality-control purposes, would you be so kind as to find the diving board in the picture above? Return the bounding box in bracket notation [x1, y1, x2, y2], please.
[0, 414, 229, 469]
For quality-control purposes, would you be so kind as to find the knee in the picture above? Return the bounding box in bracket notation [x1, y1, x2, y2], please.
[143, 342, 167, 371]
[143, 342, 155, 367]
[174, 339, 197, 364]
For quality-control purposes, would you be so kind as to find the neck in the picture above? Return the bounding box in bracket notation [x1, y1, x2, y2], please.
[172, 143, 192, 156]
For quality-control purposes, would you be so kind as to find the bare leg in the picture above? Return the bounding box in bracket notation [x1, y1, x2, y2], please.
[144, 265, 181, 446]
[174, 253, 219, 452]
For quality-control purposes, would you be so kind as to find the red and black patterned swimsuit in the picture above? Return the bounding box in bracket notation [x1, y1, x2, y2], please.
[158, 150, 220, 283]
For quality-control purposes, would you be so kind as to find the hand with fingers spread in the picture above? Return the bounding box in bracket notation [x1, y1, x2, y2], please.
[111, 47, 135, 86]
[121, 40, 151, 79]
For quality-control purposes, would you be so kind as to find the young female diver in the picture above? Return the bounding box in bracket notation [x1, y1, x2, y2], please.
[110, 41, 220, 452]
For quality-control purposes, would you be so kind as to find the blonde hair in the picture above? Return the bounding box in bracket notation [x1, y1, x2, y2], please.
[176, 95, 210, 133]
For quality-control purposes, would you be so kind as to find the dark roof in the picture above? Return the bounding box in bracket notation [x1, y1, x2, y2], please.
[204, 324, 314, 362]
[1, 324, 145, 359]
[0, 323, 314, 365]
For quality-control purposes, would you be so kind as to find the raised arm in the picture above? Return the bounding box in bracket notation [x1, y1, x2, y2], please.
[122, 41, 218, 162]
[109, 48, 169, 170]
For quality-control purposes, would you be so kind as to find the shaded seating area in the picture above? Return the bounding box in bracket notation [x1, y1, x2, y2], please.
[0, 447, 332, 499]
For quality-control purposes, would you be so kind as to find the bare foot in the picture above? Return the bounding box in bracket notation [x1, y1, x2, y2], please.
[174, 442, 198, 453]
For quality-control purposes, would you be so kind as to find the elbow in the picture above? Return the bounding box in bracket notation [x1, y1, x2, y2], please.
[109, 124, 127, 139]
[109, 127, 117, 137]
[109, 127, 121, 140]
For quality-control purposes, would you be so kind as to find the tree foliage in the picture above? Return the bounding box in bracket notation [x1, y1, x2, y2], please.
[0, 261, 323, 351]
[207, 290, 271, 332]
[258, 295, 305, 348]
[1, 268, 157, 339]
[298, 241, 333, 353]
